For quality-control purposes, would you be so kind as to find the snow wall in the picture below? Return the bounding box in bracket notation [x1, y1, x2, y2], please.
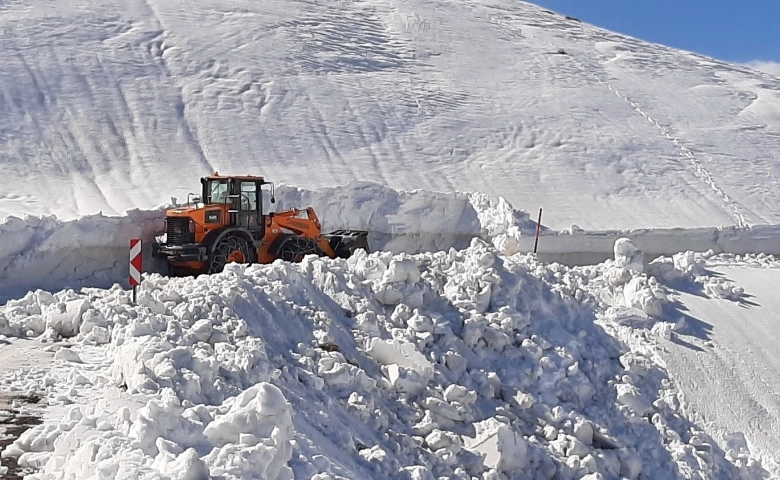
[0, 182, 533, 302]
[523, 224, 780, 267]
[2, 180, 780, 303]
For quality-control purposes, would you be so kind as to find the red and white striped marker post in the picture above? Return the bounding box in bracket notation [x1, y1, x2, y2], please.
[130, 239, 142, 304]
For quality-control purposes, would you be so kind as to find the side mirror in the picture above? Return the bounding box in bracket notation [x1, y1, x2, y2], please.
[271, 196, 276, 204]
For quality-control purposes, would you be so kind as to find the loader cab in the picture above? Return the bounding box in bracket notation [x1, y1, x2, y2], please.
[199, 174, 275, 240]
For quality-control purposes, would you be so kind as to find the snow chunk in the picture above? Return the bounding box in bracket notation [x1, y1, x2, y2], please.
[383, 258, 421, 284]
[204, 382, 294, 479]
[462, 418, 528, 473]
[421, 397, 462, 422]
[54, 347, 84, 364]
[443, 385, 477, 405]
[426, 429, 461, 452]
[573, 418, 594, 446]
[623, 277, 664, 317]
[402, 465, 436, 480]
[45, 299, 90, 337]
[387, 364, 428, 396]
[615, 383, 653, 416]
[204, 382, 292, 447]
[153, 448, 210, 480]
[614, 238, 644, 273]
[366, 337, 434, 382]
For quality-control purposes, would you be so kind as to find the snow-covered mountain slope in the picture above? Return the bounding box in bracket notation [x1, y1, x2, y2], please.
[0, 240, 771, 479]
[3, 1, 780, 478]
[2, 0, 780, 230]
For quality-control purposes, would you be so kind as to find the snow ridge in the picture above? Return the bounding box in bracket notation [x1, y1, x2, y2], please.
[4, 182, 780, 305]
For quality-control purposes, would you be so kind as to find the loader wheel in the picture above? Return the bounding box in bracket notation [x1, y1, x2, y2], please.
[209, 235, 255, 274]
[278, 237, 323, 263]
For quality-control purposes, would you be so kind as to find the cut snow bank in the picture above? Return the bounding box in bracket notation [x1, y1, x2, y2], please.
[524, 224, 780, 265]
[0, 210, 165, 303]
[0, 182, 534, 303]
[0, 238, 767, 479]
[3, 180, 780, 304]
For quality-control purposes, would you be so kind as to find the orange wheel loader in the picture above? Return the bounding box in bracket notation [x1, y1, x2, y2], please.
[152, 173, 370, 276]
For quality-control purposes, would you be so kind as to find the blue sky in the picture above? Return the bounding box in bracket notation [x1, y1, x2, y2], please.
[529, 0, 780, 65]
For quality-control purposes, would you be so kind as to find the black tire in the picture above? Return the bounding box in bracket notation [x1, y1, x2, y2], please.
[278, 236, 323, 263]
[209, 235, 255, 274]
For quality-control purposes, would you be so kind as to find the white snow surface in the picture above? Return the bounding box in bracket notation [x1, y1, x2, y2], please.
[657, 265, 780, 476]
[1, 0, 780, 231]
[0, 238, 772, 479]
[3, 0, 780, 478]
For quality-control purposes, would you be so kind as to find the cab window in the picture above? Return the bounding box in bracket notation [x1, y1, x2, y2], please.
[240, 181, 257, 210]
[207, 180, 229, 204]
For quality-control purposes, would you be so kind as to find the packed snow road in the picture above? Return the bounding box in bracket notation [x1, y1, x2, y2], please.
[660, 265, 780, 475]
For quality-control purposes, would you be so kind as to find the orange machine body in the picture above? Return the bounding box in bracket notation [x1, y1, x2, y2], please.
[153, 173, 369, 275]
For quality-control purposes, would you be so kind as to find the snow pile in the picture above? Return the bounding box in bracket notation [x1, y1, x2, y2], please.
[524, 238, 668, 322]
[0, 239, 766, 479]
[272, 182, 538, 255]
[647, 251, 746, 300]
[469, 193, 537, 257]
[272, 182, 487, 252]
[704, 252, 780, 269]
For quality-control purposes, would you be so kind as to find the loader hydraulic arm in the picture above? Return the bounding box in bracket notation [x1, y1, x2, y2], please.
[268, 207, 321, 234]
[268, 207, 336, 257]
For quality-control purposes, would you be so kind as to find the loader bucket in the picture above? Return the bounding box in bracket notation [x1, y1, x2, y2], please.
[325, 230, 370, 258]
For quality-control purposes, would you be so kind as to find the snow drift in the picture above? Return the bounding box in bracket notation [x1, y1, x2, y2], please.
[0, 238, 767, 479]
